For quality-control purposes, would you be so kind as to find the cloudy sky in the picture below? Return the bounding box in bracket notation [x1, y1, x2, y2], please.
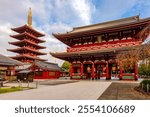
[0, 0, 150, 66]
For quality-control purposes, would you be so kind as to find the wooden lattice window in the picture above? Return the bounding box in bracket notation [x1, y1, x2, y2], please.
[49, 72, 55, 76]
[35, 71, 42, 76]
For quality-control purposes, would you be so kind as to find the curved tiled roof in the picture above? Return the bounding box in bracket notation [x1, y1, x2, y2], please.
[7, 47, 47, 55]
[11, 54, 47, 61]
[0, 54, 23, 66]
[10, 32, 45, 43]
[34, 60, 60, 71]
[70, 15, 140, 33]
[9, 39, 46, 49]
[11, 25, 45, 37]
[52, 16, 150, 47]
[50, 45, 140, 60]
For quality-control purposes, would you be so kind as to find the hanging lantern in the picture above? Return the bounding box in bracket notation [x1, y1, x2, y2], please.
[97, 35, 102, 43]
[112, 66, 116, 71]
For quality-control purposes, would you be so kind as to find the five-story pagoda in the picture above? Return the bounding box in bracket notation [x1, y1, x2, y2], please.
[8, 8, 46, 63]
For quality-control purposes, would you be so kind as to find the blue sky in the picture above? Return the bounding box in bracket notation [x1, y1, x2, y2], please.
[0, 0, 150, 65]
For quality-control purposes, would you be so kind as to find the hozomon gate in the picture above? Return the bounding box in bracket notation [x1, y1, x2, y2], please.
[51, 16, 150, 80]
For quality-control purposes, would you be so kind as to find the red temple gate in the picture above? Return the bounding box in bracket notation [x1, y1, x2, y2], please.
[51, 15, 150, 80]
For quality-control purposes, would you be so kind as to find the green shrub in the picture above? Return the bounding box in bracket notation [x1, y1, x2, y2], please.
[61, 61, 70, 71]
[140, 80, 150, 85]
[140, 80, 150, 92]
[139, 63, 150, 77]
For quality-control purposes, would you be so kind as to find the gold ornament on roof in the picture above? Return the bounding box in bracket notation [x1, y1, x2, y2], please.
[28, 8, 32, 27]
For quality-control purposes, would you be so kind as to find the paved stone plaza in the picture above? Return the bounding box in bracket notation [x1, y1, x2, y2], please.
[98, 82, 150, 100]
[0, 80, 111, 100]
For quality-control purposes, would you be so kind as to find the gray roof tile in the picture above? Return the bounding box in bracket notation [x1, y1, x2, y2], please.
[34, 60, 60, 71]
[0, 54, 23, 66]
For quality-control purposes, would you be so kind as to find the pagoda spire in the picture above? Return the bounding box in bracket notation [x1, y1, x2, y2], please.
[28, 8, 32, 27]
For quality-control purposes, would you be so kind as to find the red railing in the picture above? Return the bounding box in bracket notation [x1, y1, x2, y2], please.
[67, 39, 142, 52]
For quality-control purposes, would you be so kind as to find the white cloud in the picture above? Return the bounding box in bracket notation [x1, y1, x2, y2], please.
[22, 0, 53, 24]
[71, 0, 94, 25]
[42, 22, 72, 34]
[0, 0, 28, 26]
[0, 23, 12, 35]
[51, 0, 95, 26]
[0, 23, 15, 56]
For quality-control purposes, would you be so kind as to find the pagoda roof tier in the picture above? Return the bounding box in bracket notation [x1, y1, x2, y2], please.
[7, 47, 47, 55]
[11, 24, 45, 37]
[9, 40, 46, 49]
[52, 16, 150, 46]
[11, 54, 47, 61]
[10, 32, 45, 43]
[50, 45, 139, 61]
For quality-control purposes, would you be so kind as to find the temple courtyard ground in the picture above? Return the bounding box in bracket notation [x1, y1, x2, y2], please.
[0, 79, 149, 100]
[0, 80, 111, 100]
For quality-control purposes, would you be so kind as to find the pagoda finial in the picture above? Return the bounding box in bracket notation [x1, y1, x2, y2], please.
[28, 8, 32, 27]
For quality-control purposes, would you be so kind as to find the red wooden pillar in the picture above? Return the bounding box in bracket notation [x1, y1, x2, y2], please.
[46, 71, 49, 79]
[70, 63, 73, 79]
[119, 65, 123, 80]
[12, 66, 15, 75]
[106, 61, 109, 80]
[4, 70, 6, 80]
[80, 63, 83, 78]
[135, 63, 138, 81]
[92, 62, 95, 79]
[102, 65, 104, 75]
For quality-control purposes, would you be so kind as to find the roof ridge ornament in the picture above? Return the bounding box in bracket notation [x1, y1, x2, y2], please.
[28, 8, 32, 27]
[134, 14, 140, 21]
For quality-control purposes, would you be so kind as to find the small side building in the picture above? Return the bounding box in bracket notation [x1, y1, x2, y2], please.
[15, 64, 32, 81]
[31, 61, 61, 79]
[0, 54, 22, 81]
